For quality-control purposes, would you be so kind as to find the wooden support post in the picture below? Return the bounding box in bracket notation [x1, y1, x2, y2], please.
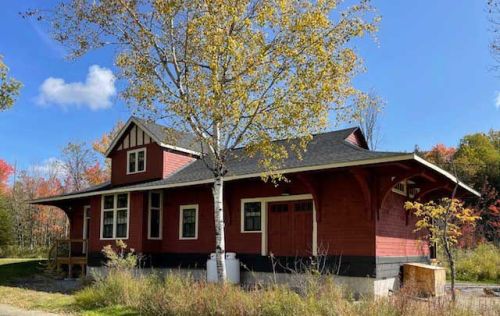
[350, 169, 372, 215]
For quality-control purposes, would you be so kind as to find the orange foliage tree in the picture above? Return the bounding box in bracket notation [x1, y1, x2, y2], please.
[0, 159, 13, 194]
[92, 120, 125, 182]
[84, 162, 109, 186]
[423, 144, 456, 169]
[9, 166, 68, 248]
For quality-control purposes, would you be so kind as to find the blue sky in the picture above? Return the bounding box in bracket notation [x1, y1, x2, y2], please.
[0, 1, 498, 172]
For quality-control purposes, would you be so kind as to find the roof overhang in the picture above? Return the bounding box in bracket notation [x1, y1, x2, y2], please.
[104, 117, 201, 157]
[30, 153, 480, 204]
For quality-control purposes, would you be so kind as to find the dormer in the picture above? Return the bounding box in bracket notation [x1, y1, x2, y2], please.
[105, 117, 200, 186]
[344, 127, 369, 149]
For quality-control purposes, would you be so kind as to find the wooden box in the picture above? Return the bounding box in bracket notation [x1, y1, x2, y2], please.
[403, 263, 446, 297]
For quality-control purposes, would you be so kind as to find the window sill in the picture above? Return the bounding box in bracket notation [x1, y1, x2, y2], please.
[126, 170, 146, 175]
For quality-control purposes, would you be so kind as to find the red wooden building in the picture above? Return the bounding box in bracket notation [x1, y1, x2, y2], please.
[32, 117, 479, 296]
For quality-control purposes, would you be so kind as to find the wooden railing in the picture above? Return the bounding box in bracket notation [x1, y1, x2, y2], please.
[48, 239, 88, 278]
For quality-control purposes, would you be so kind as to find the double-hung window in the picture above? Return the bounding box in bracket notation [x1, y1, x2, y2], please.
[148, 191, 163, 239]
[242, 201, 262, 232]
[127, 148, 146, 174]
[101, 193, 129, 239]
[179, 205, 198, 239]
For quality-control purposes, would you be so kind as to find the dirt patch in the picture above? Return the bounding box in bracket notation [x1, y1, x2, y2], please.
[9, 275, 83, 294]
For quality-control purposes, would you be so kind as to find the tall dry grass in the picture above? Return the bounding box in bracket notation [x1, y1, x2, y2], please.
[75, 270, 499, 316]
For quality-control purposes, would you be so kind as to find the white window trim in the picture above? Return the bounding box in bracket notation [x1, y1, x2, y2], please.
[148, 191, 163, 240]
[240, 194, 315, 256]
[82, 205, 90, 254]
[83, 205, 90, 239]
[100, 192, 130, 240]
[179, 204, 199, 240]
[126, 148, 147, 175]
[391, 177, 407, 196]
[240, 200, 264, 233]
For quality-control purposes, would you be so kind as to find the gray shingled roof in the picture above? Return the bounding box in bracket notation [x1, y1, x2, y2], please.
[123, 127, 406, 189]
[134, 117, 202, 153]
[35, 181, 113, 201]
[32, 126, 411, 202]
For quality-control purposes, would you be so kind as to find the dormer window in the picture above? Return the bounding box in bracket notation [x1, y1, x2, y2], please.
[127, 148, 146, 174]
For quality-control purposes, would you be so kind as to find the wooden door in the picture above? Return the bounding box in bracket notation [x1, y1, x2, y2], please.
[268, 200, 313, 256]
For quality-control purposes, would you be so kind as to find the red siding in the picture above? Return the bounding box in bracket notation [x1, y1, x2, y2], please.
[110, 143, 195, 185]
[87, 196, 102, 253]
[376, 192, 429, 257]
[161, 186, 215, 253]
[69, 204, 85, 240]
[317, 173, 376, 256]
[345, 130, 368, 149]
[87, 192, 147, 253]
[110, 142, 164, 185]
[163, 150, 195, 177]
[72, 168, 434, 260]
[225, 178, 310, 254]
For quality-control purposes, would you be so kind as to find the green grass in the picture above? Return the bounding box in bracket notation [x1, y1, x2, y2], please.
[0, 258, 73, 313]
[0, 286, 74, 313]
[0, 258, 137, 315]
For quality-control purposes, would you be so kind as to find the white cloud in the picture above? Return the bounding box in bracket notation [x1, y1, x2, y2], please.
[496, 91, 500, 109]
[37, 65, 116, 110]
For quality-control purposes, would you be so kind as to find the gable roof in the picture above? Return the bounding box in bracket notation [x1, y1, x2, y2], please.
[31, 125, 480, 204]
[151, 127, 402, 185]
[104, 116, 202, 157]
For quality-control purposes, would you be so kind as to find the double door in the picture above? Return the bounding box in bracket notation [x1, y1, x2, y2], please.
[268, 199, 313, 256]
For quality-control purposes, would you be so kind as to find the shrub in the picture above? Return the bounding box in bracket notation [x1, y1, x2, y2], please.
[101, 240, 138, 270]
[75, 269, 148, 309]
[453, 243, 500, 283]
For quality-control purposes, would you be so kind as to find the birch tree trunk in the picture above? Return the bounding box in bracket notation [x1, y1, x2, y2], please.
[213, 174, 227, 282]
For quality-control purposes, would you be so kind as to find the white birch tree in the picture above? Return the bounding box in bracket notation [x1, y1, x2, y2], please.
[33, 0, 380, 282]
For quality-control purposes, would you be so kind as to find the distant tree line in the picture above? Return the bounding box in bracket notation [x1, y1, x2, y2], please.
[417, 129, 500, 245]
[0, 122, 122, 252]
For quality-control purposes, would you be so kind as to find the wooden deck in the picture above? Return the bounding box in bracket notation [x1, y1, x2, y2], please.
[49, 239, 88, 278]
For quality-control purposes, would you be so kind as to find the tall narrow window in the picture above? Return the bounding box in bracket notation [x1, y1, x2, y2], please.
[127, 148, 146, 174]
[138, 150, 145, 172]
[148, 191, 162, 239]
[101, 193, 129, 239]
[179, 205, 198, 239]
[128, 152, 136, 173]
[102, 196, 114, 238]
[242, 202, 262, 232]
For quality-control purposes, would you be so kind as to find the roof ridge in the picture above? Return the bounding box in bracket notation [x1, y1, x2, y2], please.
[340, 140, 407, 155]
[135, 116, 360, 140]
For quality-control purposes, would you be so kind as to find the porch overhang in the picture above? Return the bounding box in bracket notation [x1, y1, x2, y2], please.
[30, 153, 480, 205]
